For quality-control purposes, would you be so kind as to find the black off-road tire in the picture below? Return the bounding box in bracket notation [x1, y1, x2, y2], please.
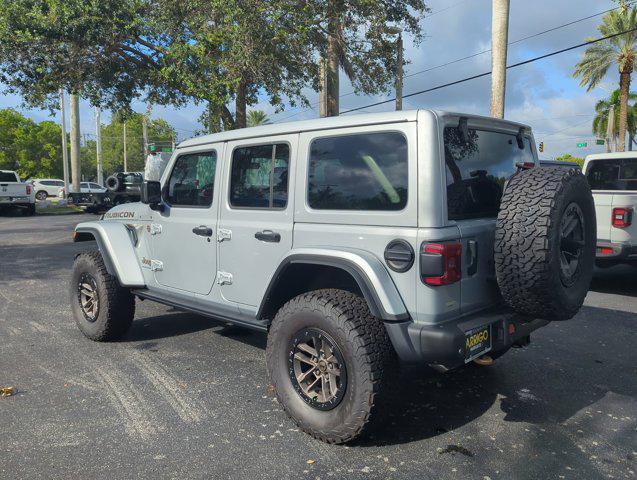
[105, 174, 122, 192]
[495, 167, 596, 320]
[25, 204, 36, 216]
[266, 289, 395, 444]
[70, 251, 135, 341]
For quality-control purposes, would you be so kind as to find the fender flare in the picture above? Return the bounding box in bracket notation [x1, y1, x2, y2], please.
[74, 221, 145, 287]
[257, 248, 410, 322]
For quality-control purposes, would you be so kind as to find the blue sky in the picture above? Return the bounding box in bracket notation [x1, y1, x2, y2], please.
[0, 0, 625, 159]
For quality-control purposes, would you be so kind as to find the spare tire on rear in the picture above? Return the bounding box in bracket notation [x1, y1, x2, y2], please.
[105, 174, 122, 192]
[494, 167, 596, 320]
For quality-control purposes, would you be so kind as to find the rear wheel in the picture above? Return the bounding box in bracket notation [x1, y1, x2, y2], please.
[70, 251, 135, 341]
[35, 190, 48, 201]
[266, 289, 394, 444]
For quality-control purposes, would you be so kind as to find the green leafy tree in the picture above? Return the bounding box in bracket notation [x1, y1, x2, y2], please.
[555, 154, 585, 168]
[574, 6, 637, 152]
[247, 110, 271, 127]
[309, 0, 429, 116]
[592, 88, 637, 150]
[0, 108, 64, 179]
[80, 112, 175, 180]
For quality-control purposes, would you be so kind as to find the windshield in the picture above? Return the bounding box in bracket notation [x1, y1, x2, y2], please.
[0, 171, 18, 182]
[444, 127, 535, 220]
[586, 158, 637, 191]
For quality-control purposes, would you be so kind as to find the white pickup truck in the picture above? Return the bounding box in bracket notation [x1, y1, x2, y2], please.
[583, 152, 637, 267]
[0, 170, 36, 215]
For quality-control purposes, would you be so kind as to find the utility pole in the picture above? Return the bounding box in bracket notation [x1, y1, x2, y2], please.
[395, 33, 403, 111]
[123, 121, 128, 172]
[95, 107, 103, 185]
[490, 0, 510, 119]
[142, 114, 149, 159]
[59, 90, 70, 198]
[69, 94, 81, 193]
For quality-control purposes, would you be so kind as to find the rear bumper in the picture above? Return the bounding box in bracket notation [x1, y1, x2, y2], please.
[0, 196, 32, 206]
[596, 241, 637, 260]
[385, 306, 549, 371]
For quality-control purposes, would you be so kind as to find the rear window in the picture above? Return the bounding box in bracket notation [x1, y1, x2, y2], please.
[444, 127, 534, 220]
[307, 132, 408, 211]
[0, 171, 17, 182]
[586, 158, 637, 190]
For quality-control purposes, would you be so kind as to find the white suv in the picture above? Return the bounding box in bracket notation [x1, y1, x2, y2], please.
[32, 179, 65, 200]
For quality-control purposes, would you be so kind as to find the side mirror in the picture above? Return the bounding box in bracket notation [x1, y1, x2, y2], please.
[141, 180, 164, 211]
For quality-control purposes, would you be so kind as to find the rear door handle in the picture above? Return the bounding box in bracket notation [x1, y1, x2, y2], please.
[254, 230, 281, 243]
[192, 225, 213, 237]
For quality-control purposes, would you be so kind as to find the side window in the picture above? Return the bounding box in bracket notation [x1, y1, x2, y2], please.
[55, 181, 65, 186]
[90, 183, 101, 189]
[230, 143, 289, 208]
[41, 180, 52, 186]
[308, 132, 408, 210]
[81, 182, 89, 189]
[165, 151, 217, 207]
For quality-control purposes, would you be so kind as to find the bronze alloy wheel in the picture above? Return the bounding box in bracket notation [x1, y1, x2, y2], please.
[288, 328, 347, 411]
[78, 273, 99, 322]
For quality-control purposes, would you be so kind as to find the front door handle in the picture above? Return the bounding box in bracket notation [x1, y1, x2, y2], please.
[192, 225, 213, 237]
[254, 230, 281, 243]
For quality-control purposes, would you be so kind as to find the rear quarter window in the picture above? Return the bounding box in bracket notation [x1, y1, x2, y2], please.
[444, 127, 534, 220]
[307, 132, 408, 211]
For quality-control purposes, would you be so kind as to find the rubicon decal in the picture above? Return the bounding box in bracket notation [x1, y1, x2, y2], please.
[104, 211, 135, 219]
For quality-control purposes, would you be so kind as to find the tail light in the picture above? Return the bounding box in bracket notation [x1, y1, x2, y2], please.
[420, 242, 462, 286]
[25, 184, 31, 195]
[612, 207, 633, 228]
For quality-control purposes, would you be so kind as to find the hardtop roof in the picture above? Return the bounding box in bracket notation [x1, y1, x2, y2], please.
[177, 109, 532, 149]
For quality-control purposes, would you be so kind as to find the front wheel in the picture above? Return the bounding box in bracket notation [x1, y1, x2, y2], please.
[70, 251, 135, 341]
[266, 289, 394, 444]
[35, 190, 48, 201]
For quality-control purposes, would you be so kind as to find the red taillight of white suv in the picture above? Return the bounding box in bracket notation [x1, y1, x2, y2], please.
[420, 242, 462, 286]
[612, 207, 633, 228]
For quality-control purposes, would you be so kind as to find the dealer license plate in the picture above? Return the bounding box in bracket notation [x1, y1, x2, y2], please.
[464, 324, 492, 362]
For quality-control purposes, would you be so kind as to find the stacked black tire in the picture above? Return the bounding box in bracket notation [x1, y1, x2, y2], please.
[494, 167, 596, 320]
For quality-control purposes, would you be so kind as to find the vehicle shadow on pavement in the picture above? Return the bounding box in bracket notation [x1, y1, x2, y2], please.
[125, 310, 268, 350]
[358, 305, 636, 447]
[590, 265, 637, 297]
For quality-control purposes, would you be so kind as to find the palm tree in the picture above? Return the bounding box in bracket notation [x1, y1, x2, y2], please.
[490, 0, 510, 119]
[574, 7, 637, 152]
[246, 110, 271, 127]
[592, 89, 637, 151]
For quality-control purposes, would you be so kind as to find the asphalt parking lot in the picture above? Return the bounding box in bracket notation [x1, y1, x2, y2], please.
[1, 213, 635, 479]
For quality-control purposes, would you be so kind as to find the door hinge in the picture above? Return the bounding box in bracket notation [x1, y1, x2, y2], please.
[148, 223, 162, 235]
[216, 271, 233, 285]
[150, 259, 164, 272]
[217, 228, 232, 242]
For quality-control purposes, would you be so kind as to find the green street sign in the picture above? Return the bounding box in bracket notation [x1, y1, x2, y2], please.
[596, 139, 605, 145]
[576, 142, 588, 148]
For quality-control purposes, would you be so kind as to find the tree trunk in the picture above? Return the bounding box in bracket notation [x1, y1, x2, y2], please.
[618, 68, 632, 152]
[235, 80, 247, 129]
[490, 0, 510, 119]
[319, 58, 327, 118]
[326, 4, 339, 117]
[69, 93, 81, 193]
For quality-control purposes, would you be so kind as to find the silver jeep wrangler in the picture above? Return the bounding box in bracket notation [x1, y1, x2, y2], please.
[71, 110, 596, 443]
